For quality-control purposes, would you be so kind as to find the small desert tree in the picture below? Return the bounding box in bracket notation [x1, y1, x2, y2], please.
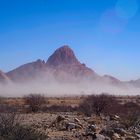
[24, 94, 46, 113]
[80, 93, 117, 116]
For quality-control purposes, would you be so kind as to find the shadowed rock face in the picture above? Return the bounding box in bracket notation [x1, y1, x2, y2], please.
[0, 70, 11, 83]
[46, 45, 80, 66]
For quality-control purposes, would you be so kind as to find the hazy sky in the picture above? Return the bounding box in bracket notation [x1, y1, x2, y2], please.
[0, 0, 140, 81]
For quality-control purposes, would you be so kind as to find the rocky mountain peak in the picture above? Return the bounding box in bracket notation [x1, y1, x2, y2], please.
[46, 45, 80, 66]
[35, 59, 46, 67]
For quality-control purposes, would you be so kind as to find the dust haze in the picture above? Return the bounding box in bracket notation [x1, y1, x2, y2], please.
[0, 76, 139, 97]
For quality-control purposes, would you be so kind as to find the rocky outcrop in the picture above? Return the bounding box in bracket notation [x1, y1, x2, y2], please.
[46, 45, 80, 66]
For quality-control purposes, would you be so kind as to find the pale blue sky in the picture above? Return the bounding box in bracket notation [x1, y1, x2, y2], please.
[0, 0, 140, 81]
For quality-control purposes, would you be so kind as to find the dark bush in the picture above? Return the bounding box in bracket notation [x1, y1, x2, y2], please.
[79, 100, 93, 117]
[79, 94, 119, 116]
[24, 94, 46, 113]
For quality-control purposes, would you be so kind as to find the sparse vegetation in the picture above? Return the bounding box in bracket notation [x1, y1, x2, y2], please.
[24, 94, 46, 113]
[0, 112, 48, 140]
[0, 95, 139, 139]
[120, 102, 140, 130]
[79, 94, 118, 116]
[121, 110, 140, 130]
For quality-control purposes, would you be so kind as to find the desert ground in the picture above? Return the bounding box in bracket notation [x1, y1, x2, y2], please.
[0, 94, 139, 140]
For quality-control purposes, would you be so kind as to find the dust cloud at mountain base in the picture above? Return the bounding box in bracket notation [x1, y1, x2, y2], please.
[0, 80, 139, 97]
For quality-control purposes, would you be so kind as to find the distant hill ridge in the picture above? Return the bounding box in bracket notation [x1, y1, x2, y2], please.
[0, 45, 139, 88]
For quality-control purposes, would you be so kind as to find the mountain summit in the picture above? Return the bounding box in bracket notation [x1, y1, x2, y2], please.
[46, 45, 80, 66]
[6, 45, 99, 82]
